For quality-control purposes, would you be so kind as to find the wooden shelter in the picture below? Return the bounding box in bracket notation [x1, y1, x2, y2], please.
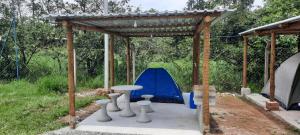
[45, 9, 235, 131]
[239, 15, 300, 110]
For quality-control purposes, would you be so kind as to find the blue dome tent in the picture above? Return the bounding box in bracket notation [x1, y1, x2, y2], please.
[130, 68, 184, 104]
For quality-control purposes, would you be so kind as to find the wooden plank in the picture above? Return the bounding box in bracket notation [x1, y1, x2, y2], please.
[109, 35, 115, 92]
[202, 16, 211, 132]
[192, 32, 200, 85]
[126, 38, 131, 85]
[63, 21, 76, 129]
[270, 32, 276, 101]
[242, 36, 248, 88]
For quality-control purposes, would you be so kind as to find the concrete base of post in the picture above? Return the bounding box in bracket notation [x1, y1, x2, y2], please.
[197, 105, 210, 134]
[266, 100, 279, 111]
[241, 87, 251, 96]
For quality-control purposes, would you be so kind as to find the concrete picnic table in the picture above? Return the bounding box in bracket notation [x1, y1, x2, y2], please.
[111, 85, 143, 117]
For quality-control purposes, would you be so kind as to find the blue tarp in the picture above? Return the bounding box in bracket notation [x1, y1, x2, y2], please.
[130, 68, 184, 104]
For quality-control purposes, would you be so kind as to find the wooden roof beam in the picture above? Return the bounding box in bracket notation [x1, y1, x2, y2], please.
[123, 32, 194, 37]
[122, 31, 193, 35]
[118, 29, 194, 34]
[71, 23, 124, 37]
[127, 34, 193, 37]
[68, 13, 221, 22]
[105, 23, 195, 30]
[243, 21, 300, 36]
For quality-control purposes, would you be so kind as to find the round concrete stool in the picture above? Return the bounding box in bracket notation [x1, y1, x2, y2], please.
[137, 101, 152, 123]
[141, 94, 154, 113]
[108, 93, 121, 112]
[96, 99, 112, 122]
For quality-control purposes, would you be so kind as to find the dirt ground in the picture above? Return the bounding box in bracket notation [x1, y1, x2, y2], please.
[208, 94, 299, 135]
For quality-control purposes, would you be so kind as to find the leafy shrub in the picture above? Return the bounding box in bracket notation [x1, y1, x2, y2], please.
[37, 75, 67, 93]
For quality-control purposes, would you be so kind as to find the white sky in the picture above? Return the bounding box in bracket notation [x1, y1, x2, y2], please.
[129, 0, 265, 11]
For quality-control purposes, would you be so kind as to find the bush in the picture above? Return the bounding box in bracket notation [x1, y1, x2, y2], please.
[148, 59, 241, 92]
[78, 74, 104, 89]
[37, 75, 67, 93]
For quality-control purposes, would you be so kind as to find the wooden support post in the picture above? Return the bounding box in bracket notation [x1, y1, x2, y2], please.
[132, 46, 136, 82]
[264, 42, 270, 86]
[266, 32, 279, 110]
[109, 35, 115, 91]
[270, 32, 276, 101]
[192, 32, 200, 85]
[129, 44, 133, 83]
[63, 21, 76, 129]
[202, 16, 211, 131]
[126, 38, 131, 85]
[242, 36, 248, 88]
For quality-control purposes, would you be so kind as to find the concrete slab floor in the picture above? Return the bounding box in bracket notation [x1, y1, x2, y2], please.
[76, 103, 201, 135]
[246, 93, 300, 130]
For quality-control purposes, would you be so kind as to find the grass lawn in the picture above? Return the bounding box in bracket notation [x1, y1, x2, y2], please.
[0, 80, 103, 135]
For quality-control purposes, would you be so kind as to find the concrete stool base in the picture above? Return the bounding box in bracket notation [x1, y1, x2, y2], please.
[119, 92, 136, 117]
[108, 93, 121, 112]
[96, 99, 112, 122]
[137, 101, 152, 123]
[141, 94, 154, 113]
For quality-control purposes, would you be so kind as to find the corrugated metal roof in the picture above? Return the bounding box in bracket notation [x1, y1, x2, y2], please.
[239, 15, 300, 36]
[44, 9, 235, 37]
